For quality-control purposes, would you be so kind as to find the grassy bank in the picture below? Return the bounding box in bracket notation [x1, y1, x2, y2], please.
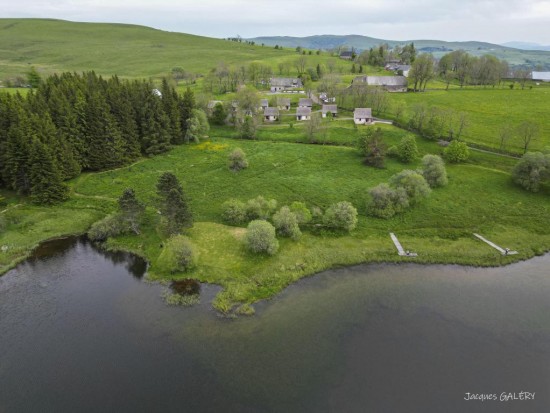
[2, 132, 549, 312]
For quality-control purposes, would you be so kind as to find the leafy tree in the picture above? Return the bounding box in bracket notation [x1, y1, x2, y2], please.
[444, 140, 470, 163]
[409, 53, 434, 91]
[245, 196, 277, 220]
[118, 188, 145, 234]
[29, 139, 69, 205]
[389, 170, 431, 204]
[304, 113, 324, 142]
[87, 214, 124, 242]
[421, 154, 448, 188]
[211, 102, 227, 125]
[245, 220, 279, 255]
[512, 152, 549, 192]
[289, 201, 312, 225]
[228, 148, 249, 172]
[516, 121, 540, 154]
[222, 199, 247, 225]
[238, 115, 257, 140]
[397, 135, 419, 163]
[357, 127, 386, 168]
[322, 201, 358, 232]
[159, 235, 197, 272]
[272, 206, 301, 240]
[367, 183, 409, 219]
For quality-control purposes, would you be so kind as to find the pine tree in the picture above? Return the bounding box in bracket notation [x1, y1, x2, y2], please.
[160, 78, 183, 144]
[156, 173, 192, 234]
[156, 172, 183, 203]
[179, 87, 195, 137]
[29, 139, 69, 204]
[118, 188, 145, 234]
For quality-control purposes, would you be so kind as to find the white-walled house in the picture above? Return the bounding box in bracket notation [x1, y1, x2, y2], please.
[354, 108, 373, 124]
[298, 98, 313, 108]
[321, 104, 338, 118]
[296, 107, 311, 121]
[264, 107, 279, 122]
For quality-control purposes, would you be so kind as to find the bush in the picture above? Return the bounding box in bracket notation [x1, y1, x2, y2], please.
[290, 201, 312, 225]
[367, 183, 409, 219]
[158, 235, 197, 273]
[323, 201, 358, 232]
[211, 102, 227, 125]
[421, 154, 448, 188]
[397, 135, 419, 163]
[0, 215, 7, 233]
[245, 220, 279, 255]
[87, 214, 124, 242]
[228, 148, 248, 172]
[390, 170, 431, 204]
[222, 199, 247, 224]
[512, 151, 549, 192]
[272, 206, 301, 240]
[387, 145, 398, 158]
[245, 196, 277, 220]
[445, 140, 470, 163]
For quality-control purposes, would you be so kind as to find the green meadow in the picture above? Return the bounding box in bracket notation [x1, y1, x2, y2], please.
[386, 87, 550, 153]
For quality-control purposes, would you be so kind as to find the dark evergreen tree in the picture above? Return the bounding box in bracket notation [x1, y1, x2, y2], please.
[160, 78, 183, 144]
[156, 172, 192, 234]
[29, 139, 69, 204]
[179, 87, 195, 137]
[118, 188, 145, 234]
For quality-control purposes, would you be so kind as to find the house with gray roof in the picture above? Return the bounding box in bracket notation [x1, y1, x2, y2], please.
[340, 51, 354, 60]
[298, 98, 313, 108]
[352, 76, 408, 92]
[270, 77, 303, 92]
[296, 107, 312, 121]
[259, 99, 269, 110]
[321, 104, 338, 118]
[354, 108, 373, 125]
[264, 107, 279, 122]
[277, 97, 291, 110]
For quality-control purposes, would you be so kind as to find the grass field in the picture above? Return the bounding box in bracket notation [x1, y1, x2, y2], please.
[0, 18, 373, 81]
[386, 87, 550, 153]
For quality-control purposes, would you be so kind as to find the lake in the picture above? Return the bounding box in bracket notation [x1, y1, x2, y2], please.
[1, 237, 549, 412]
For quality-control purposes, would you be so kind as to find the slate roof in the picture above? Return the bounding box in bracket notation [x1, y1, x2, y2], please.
[298, 98, 313, 107]
[296, 107, 312, 116]
[322, 104, 338, 114]
[354, 108, 372, 118]
[264, 107, 279, 116]
[340, 51, 353, 57]
[270, 77, 303, 88]
[353, 76, 407, 86]
[277, 98, 291, 106]
[260, 99, 269, 107]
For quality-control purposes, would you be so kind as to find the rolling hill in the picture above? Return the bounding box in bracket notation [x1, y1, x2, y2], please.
[0, 18, 301, 80]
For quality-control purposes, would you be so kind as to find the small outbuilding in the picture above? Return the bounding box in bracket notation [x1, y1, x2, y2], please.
[296, 107, 311, 121]
[340, 51, 353, 60]
[354, 108, 373, 125]
[321, 104, 338, 118]
[264, 107, 279, 122]
[532, 71, 550, 82]
[259, 99, 269, 110]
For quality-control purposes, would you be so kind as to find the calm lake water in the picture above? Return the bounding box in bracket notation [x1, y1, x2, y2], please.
[1, 237, 549, 413]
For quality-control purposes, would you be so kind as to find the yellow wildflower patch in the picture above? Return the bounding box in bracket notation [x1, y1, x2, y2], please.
[192, 141, 228, 151]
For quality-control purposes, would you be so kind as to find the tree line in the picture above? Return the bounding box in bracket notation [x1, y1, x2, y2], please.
[0, 72, 199, 204]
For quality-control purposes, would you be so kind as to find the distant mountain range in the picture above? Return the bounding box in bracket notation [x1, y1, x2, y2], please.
[247, 35, 550, 69]
[501, 42, 550, 52]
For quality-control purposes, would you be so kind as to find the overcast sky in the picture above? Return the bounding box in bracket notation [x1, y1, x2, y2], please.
[4, 0, 550, 44]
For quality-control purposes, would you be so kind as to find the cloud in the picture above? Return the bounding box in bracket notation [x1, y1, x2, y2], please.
[3, 0, 550, 43]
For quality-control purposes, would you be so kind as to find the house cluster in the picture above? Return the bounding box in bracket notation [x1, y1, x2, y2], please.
[352, 75, 408, 92]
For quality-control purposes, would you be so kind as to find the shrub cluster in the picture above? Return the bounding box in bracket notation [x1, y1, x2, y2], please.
[444, 140, 470, 163]
[87, 214, 125, 241]
[245, 220, 279, 255]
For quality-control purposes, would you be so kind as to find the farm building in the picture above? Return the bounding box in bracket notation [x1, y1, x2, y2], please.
[532, 72, 550, 82]
[321, 105, 338, 118]
[270, 77, 303, 92]
[352, 76, 408, 92]
[277, 97, 291, 110]
[340, 51, 354, 60]
[296, 107, 311, 121]
[354, 108, 373, 125]
[298, 98, 313, 108]
[260, 99, 269, 110]
[264, 107, 279, 122]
